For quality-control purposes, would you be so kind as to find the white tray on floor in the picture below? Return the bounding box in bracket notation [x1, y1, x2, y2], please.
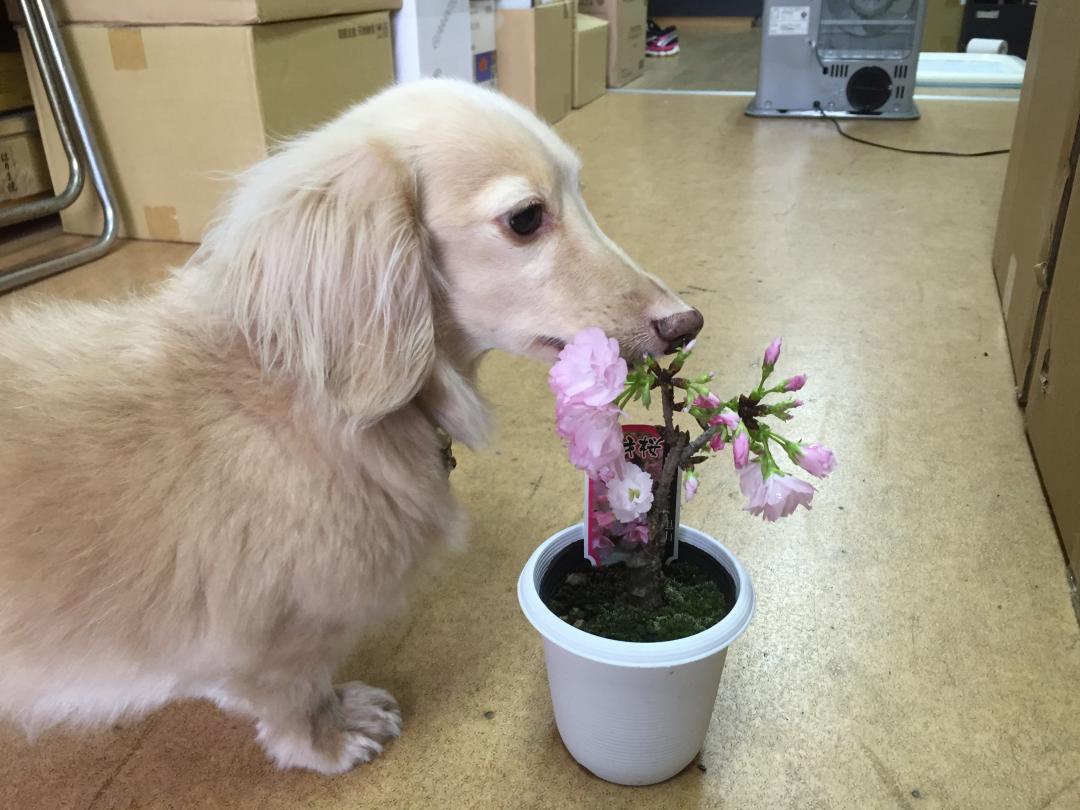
[917, 52, 1026, 88]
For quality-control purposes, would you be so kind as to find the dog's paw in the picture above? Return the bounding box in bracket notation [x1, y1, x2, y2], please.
[258, 681, 401, 775]
[334, 682, 402, 746]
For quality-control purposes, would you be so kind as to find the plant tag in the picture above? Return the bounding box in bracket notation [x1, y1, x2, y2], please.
[584, 425, 681, 567]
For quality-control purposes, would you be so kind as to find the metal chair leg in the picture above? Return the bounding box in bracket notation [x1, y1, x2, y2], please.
[0, 0, 83, 228]
[0, 0, 118, 294]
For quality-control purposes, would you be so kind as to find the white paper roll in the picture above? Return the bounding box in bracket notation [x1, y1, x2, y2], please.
[967, 37, 1008, 55]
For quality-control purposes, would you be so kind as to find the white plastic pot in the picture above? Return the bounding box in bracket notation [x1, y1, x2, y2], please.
[518, 523, 755, 786]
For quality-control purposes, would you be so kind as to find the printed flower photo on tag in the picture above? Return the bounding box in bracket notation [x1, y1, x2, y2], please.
[585, 425, 681, 567]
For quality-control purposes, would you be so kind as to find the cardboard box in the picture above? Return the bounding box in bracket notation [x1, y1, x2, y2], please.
[920, 0, 964, 53]
[392, 0, 473, 82]
[3, 0, 401, 24]
[991, 0, 1080, 401]
[576, 0, 644, 88]
[496, 1, 572, 124]
[470, 0, 497, 87]
[576, 0, 641, 89]
[0, 48, 30, 113]
[1025, 175, 1080, 581]
[573, 13, 607, 108]
[0, 109, 47, 201]
[20, 12, 394, 242]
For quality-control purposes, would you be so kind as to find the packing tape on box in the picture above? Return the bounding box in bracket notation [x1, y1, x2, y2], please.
[966, 37, 1008, 55]
[144, 205, 181, 241]
[108, 28, 147, 71]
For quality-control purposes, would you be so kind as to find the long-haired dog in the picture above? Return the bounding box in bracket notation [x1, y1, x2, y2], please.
[0, 79, 702, 773]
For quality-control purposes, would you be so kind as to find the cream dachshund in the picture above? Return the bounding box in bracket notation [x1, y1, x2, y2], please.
[0, 79, 702, 774]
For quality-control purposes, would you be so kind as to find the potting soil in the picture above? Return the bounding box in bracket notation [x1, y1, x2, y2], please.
[545, 558, 729, 642]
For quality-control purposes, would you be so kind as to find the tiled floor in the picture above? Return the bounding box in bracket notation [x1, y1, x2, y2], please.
[2, 91, 1078, 809]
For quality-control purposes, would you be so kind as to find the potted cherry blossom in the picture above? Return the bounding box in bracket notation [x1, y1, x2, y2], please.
[518, 330, 835, 785]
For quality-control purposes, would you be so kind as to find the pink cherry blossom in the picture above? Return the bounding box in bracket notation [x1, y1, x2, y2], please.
[763, 337, 782, 367]
[739, 463, 815, 521]
[624, 522, 650, 545]
[589, 528, 615, 558]
[594, 509, 616, 528]
[555, 401, 624, 479]
[710, 408, 739, 430]
[684, 472, 699, 502]
[732, 431, 750, 469]
[796, 443, 836, 478]
[606, 462, 654, 523]
[784, 374, 807, 392]
[705, 409, 738, 452]
[693, 392, 721, 410]
[548, 327, 627, 407]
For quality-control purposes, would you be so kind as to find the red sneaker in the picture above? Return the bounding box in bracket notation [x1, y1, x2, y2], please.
[646, 29, 680, 57]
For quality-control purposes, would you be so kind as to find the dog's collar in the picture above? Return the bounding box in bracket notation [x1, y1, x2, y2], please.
[435, 426, 456, 473]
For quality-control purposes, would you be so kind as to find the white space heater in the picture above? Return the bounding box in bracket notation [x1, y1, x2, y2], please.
[748, 0, 927, 119]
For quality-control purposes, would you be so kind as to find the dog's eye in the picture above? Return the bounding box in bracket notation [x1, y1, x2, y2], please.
[508, 203, 544, 237]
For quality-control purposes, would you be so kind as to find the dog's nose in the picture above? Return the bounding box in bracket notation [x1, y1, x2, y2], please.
[653, 308, 704, 353]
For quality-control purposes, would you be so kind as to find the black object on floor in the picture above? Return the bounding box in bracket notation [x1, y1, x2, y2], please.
[815, 108, 1010, 158]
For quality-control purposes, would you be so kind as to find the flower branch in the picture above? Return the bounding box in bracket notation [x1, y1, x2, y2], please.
[549, 329, 836, 607]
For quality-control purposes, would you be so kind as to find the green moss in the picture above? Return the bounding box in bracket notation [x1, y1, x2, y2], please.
[545, 559, 729, 643]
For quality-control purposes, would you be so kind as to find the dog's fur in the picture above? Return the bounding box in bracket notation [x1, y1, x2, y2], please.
[0, 80, 696, 773]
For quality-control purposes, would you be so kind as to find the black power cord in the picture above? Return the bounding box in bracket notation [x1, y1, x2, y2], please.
[814, 107, 1010, 157]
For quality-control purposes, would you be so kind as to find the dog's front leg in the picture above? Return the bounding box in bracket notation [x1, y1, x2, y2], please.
[213, 669, 401, 774]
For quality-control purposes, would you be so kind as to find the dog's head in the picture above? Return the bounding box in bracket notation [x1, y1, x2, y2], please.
[396, 82, 702, 364]
[197, 80, 700, 440]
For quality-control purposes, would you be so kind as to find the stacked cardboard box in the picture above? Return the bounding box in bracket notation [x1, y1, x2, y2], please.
[0, 6, 45, 206]
[992, 0, 1080, 580]
[992, 0, 1080, 401]
[11, 0, 400, 242]
[576, 0, 644, 88]
[1026, 176, 1080, 582]
[0, 109, 48, 204]
[496, 0, 572, 123]
[0, 44, 30, 113]
[573, 13, 607, 108]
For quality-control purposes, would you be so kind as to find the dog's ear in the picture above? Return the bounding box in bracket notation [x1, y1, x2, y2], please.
[200, 134, 435, 424]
